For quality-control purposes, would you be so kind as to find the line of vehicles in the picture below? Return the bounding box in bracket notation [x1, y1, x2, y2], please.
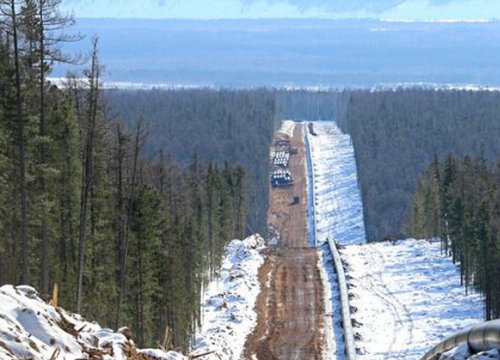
[270, 138, 296, 188]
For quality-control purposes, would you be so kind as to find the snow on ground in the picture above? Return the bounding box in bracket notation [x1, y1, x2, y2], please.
[277, 120, 296, 138]
[342, 239, 484, 360]
[192, 234, 265, 360]
[305, 120, 345, 359]
[307, 121, 366, 245]
[0, 284, 185, 360]
[306, 121, 487, 359]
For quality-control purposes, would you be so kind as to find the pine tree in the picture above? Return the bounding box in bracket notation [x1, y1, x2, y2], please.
[128, 184, 162, 346]
[1, 0, 30, 284]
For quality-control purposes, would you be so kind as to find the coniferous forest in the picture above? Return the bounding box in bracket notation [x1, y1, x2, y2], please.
[4, 0, 500, 352]
[335, 88, 500, 241]
[104, 89, 279, 235]
[333, 88, 500, 319]
[408, 155, 500, 320]
[0, 0, 277, 349]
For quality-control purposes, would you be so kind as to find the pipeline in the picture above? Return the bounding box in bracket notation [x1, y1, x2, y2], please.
[421, 319, 500, 360]
[328, 238, 357, 360]
[305, 122, 357, 360]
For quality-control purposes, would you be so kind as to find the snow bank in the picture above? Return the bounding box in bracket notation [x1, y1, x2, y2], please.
[308, 121, 366, 245]
[192, 234, 266, 360]
[0, 284, 186, 360]
[342, 239, 484, 360]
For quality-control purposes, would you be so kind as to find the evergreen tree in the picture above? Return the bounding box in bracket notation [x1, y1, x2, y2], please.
[0, 3, 253, 346]
[408, 154, 500, 320]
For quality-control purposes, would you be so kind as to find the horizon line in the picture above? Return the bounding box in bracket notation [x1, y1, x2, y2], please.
[73, 16, 497, 23]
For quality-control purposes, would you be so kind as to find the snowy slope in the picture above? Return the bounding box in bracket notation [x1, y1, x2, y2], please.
[304, 120, 344, 359]
[342, 239, 484, 360]
[0, 285, 185, 360]
[192, 235, 265, 360]
[307, 121, 366, 245]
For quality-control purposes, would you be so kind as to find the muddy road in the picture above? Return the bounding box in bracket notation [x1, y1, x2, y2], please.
[245, 123, 326, 359]
[244, 248, 324, 359]
[267, 124, 308, 247]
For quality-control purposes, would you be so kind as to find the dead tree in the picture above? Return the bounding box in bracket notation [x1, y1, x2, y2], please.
[76, 37, 100, 313]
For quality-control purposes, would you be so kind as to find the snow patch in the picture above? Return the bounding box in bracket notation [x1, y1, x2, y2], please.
[469, 349, 500, 360]
[0, 284, 186, 360]
[192, 234, 266, 360]
[277, 120, 296, 138]
[440, 344, 471, 360]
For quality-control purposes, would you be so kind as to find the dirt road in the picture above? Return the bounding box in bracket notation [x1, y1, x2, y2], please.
[244, 248, 324, 359]
[267, 124, 308, 248]
[245, 123, 325, 359]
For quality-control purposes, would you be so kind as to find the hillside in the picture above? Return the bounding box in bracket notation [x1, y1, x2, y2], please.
[307, 121, 486, 359]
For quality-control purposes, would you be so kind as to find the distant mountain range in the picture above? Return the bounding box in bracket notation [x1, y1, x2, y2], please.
[60, 0, 500, 21]
[55, 18, 500, 88]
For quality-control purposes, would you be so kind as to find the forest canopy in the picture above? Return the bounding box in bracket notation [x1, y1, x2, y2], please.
[105, 89, 280, 235]
[335, 88, 500, 241]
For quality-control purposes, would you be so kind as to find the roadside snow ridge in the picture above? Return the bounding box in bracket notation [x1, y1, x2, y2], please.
[308, 121, 366, 245]
[192, 234, 265, 360]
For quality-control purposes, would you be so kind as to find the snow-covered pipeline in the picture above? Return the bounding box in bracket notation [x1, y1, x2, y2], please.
[422, 319, 500, 360]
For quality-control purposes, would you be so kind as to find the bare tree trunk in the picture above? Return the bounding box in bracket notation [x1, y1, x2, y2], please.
[116, 116, 144, 327]
[7, 0, 29, 284]
[76, 38, 100, 313]
[38, 0, 50, 294]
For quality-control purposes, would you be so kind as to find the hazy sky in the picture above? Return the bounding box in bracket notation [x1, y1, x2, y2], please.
[61, 0, 500, 20]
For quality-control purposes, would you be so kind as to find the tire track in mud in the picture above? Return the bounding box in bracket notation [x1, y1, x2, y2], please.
[245, 123, 326, 359]
[245, 248, 324, 360]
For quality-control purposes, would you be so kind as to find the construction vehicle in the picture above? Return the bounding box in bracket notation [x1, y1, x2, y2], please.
[271, 170, 293, 187]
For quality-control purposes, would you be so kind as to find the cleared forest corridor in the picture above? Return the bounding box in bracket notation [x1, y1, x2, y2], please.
[244, 123, 327, 359]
